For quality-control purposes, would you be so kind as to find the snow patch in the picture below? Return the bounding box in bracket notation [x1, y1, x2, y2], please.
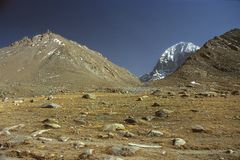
[53, 38, 65, 46]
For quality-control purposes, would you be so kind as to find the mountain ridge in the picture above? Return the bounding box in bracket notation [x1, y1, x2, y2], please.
[0, 31, 140, 96]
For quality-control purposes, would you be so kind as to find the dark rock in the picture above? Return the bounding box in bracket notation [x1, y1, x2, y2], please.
[124, 116, 138, 125]
[152, 102, 161, 107]
[82, 93, 96, 100]
[41, 103, 62, 109]
[109, 145, 139, 156]
[231, 90, 240, 95]
[191, 124, 205, 132]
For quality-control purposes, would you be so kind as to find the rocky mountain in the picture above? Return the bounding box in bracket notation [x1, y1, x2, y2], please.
[140, 42, 199, 81]
[0, 31, 140, 96]
[151, 28, 240, 88]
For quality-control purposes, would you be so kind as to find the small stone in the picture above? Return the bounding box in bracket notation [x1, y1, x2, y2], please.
[191, 125, 205, 132]
[30, 99, 35, 103]
[74, 118, 87, 125]
[231, 90, 240, 95]
[118, 131, 135, 138]
[109, 145, 139, 156]
[37, 137, 53, 142]
[41, 103, 62, 109]
[2, 97, 9, 102]
[197, 91, 218, 97]
[47, 95, 54, 100]
[8, 135, 33, 146]
[180, 93, 190, 98]
[13, 99, 24, 105]
[73, 141, 86, 149]
[160, 150, 167, 155]
[103, 123, 125, 132]
[78, 149, 94, 159]
[142, 115, 156, 121]
[172, 138, 186, 147]
[167, 91, 176, 96]
[98, 132, 115, 139]
[152, 102, 161, 107]
[42, 118, 58, 124]
[137, 95, 148, 101]
[82, 93, 96, 100]
[147, 130, 164, 137]
[190, 109, 199, 112]
[124, 116, 138, 125]
[155, 109, 173, 118]
[104, 156, 123, 160]
[226, 149, 234, 154]
[43, 123, 61, 129]
[58, 136, 70, 142]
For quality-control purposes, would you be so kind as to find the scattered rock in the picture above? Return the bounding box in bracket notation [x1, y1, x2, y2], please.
[37, 137, 53, 142]
[47, 95, 54, 100]
[109, 145, 139, 156]
[128, 143, 162, 148]
[118, 131, 135, 138]
[43, 123, 61, 129]
[142, 115, 156, 121]
[98, 132, 115, 139]
[31, 129, 51, 137]
[42, 118, 58, 124]
[74, 118, 87, 125]
[13, 99, 24, 106]
[78, 149, 94, 159]
[180, 92, 190, 98]
[190, 109, 199, 112]
[73, 141, 86, 149]
[231, 90, 240, 95]
[226, 149, 234, 154]
[2, 97, 9, 102]
[172, 138, 186, 147]
[167, 91, 176, 96]
[197, 91, 218, 97]
[104, 156, 123, 160]
[82, 93, 96, 100]
[124, 116, 138, 125]
[147, 130, 163, 137]
[0, 155, 21, 160]
[58, 136, 70, 142]
[152, 102, 161, 107]
[7, 135, 33, 146]
[41, 103, 62, 109]
[0, 124, 25, 136]
[137, 95, 148, 101]
[29, 99, 35, 103]
[103, 123, 125, 132]
[191, 124, 205, 132]
[155, 109, 173, 118]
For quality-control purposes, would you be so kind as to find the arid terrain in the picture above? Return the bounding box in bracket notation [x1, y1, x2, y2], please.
[0, 88, 239, 160]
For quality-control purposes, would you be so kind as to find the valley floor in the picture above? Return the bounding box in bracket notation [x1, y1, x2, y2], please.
[0, 92, 240, 160]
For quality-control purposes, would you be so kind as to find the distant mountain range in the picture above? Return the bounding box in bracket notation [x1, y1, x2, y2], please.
[0, 28, 239, 96]
[140, 42, 199, 82]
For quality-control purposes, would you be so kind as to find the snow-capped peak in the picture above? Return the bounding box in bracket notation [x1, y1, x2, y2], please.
[140, 42, 200, 82]
[159, 42, 200, 63]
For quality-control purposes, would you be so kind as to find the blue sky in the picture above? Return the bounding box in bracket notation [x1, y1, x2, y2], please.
[0, 0, 240, 76]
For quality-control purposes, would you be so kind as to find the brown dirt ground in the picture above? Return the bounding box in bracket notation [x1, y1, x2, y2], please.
[0, 92, 240, 160]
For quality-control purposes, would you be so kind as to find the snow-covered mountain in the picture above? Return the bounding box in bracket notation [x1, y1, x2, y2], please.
[140, 42, 200, 82]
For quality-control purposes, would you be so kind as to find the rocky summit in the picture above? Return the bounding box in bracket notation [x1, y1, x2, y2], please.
[0, 31, 140, 96]
[151, 29, 240, 90]
[140, 42, 199, 81]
